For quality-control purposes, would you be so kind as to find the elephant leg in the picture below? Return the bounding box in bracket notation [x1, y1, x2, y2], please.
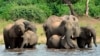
[4, 38, 10, 49]
[3, 31, 10, 49]
[18, 38, 23, 48]
[5, 42, 9, 49]
[87, 39, 92, 48]
[47, 39, 53, 48]
[46, 30, 52, 46]
[10, 38, 15, 49]
[77, 38, 85, 48]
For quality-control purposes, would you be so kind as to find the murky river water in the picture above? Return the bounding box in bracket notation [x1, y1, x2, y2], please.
[0, 44, 99, 56]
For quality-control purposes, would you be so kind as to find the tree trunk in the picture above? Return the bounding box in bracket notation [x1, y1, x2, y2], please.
[85, 0, 89, 16]
[63, 0, 76, 15]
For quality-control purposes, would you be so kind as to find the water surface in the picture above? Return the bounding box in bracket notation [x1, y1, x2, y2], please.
[0, 44, 99, 56]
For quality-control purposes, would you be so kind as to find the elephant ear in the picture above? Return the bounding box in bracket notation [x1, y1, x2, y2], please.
[23, 21, 30, 31]
[13, 24, 23, 37]
[23, 21, 37, 32]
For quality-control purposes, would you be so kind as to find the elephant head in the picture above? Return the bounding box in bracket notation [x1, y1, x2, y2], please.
[23, 21, 37, 33]
[21, 30, 38, 48]
[60, 15, 81, 48]
[77, 26, 97, 48]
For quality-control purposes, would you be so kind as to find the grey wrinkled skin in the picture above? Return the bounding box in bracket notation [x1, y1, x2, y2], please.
[21, 30, 38, 48]
[43, 15, 80, 49]
[76, 26, 97, 48]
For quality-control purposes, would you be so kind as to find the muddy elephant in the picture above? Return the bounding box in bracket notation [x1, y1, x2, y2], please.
[43, 15, 80, 49]
[76, 26, 97, 48]
[21, 30, 38, 48]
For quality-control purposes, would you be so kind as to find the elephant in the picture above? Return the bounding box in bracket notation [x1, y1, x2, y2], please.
[3, 23, 25, 49]
[76, 26, 97, 48]
[47, 35, 61, 49]
[3, 19, 37, 49]
[43, 15, 80, 49]
[21, 30, 38, 48]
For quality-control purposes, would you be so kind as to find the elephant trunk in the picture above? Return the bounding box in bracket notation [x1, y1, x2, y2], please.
[65, 29, 75, 48]
[92, 32, 97, 47]
[89, 27, 97, 47]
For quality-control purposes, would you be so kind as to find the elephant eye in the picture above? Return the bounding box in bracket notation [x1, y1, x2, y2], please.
[73, 18, 75, 21]
[18, 29, 21, 32]
[67, 18, 69, 20]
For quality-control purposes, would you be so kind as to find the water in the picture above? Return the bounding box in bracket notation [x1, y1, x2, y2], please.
[0, 44, 99, 56]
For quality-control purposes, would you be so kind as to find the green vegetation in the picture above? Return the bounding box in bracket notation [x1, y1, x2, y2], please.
[0, 0, 99, 23]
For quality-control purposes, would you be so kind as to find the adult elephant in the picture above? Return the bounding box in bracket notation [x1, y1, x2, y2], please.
[76, 26, 97, 48]
[14, 19, 37, 48]
[3, 22, 25, 49]
[21, 30, 38, 48]
[43, 15, 80, 49]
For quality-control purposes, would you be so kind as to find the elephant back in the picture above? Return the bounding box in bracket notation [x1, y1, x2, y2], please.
[44, 15, 63, 32]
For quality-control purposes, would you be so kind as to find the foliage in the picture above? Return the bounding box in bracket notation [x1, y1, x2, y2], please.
[0, 0, 99, 23]
[9, 5, 48, 23]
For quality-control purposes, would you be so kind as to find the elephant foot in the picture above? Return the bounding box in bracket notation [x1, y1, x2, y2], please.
[5, 45, 10, 49]
[88, 45, 92, 48]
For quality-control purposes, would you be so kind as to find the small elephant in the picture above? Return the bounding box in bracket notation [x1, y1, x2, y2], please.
[76, 26, 97, 48]
[47, 35, 61, 48]
[43, 15, 80, 48]
[21, 30, 38, 48]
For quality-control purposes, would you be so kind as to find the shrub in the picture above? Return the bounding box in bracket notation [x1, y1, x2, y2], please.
[89, 6, 100, 17]
[56, 4, 70, 16]
[9, 5, 48, 23]
[74, 1, 85, 16]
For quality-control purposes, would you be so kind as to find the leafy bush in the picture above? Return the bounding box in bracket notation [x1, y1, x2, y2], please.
[89, 6, 100, 17]
[0, 0, 100, 22]
[74, 2, 85, 16]
[56, 4, 70, 16]
[9, 5, 48, 23]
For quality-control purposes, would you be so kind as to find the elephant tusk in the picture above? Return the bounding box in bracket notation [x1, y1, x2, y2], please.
[62, 36, 65, 39]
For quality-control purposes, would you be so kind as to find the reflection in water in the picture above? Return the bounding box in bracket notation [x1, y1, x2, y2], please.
[0, 44, 99, 56]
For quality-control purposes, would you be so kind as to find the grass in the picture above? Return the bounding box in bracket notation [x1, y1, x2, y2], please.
[0, 16, 100, 44]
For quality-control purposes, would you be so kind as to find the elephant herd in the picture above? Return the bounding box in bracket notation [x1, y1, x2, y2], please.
[3, 19, 37, 49]
[3, 15, 97, 50]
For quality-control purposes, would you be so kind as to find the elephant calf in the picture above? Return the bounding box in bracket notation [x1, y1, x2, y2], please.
[76, 26, 97, 48]
[47, 35, 61, 49]
[21, 30, 38, 48]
